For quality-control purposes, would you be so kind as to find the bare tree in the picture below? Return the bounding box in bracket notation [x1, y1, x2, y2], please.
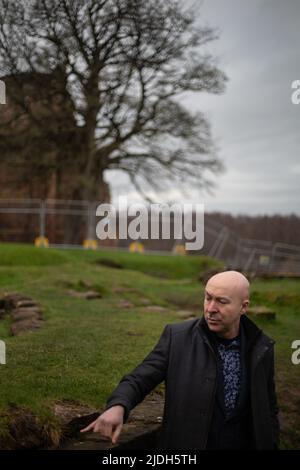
[0, 0, 227, 201]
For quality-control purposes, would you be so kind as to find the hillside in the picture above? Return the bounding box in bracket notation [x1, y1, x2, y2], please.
[0, 244, 299, 449]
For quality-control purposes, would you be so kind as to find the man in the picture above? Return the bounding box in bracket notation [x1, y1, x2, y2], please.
[81, 271, 279, 449]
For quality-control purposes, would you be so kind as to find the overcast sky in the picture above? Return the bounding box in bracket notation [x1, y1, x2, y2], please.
[106, 0, 300, 215]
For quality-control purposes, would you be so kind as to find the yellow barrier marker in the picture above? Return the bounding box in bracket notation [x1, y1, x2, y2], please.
[34, 236, 49, 248]
[173, 244, 186, 255]
[129, 241, 144, 253]
[83, 239, 98, 250]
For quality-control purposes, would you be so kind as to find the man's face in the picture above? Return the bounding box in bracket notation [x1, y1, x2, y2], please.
[204, 279, 248, 339]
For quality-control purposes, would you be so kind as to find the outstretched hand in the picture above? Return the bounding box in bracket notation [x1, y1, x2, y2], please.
[80, 405, 125, 445]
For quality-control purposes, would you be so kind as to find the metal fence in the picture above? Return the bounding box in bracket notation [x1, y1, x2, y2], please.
[0, 198, 300, 275]
[202, 218, 300, 275]
[0, 198, 101, 247]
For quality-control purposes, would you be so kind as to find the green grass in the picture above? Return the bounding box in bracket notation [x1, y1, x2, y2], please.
[0, 243, 299, 449]
[69, 248, 222, 280]
[0, 243, 66, 266]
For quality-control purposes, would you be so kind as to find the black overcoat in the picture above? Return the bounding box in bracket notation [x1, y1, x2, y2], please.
[106, 315, 279, 449]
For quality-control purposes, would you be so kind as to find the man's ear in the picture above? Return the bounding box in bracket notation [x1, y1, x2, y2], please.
[241, 299, 249, 314]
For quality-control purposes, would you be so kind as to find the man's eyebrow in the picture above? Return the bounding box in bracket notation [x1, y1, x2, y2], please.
[205, 290, 230, 301]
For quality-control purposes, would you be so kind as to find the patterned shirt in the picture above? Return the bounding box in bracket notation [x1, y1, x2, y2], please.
[216, 335, 241, 416]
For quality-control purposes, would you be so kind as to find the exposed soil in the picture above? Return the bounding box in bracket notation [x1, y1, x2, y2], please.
[58, 392, 164, 450]
[0, 392, 164, 450]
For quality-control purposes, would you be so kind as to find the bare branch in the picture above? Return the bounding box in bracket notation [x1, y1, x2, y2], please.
[0, 0, 227, 201]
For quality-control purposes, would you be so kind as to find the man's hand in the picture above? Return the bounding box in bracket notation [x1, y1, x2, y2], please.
[80, 405, 125, 445]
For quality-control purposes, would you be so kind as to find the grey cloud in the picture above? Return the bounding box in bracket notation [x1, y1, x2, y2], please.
[107, 0, 300, 215]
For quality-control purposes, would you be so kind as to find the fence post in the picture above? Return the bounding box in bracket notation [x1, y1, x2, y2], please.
[244, 249, 256, 272]
[39, 200, 46, 238]
[215, 228, 229, 259]
[209, 227, 226, 257]
[268, 244, 277, 272]
[83, 201, 97, 249]
[233, 238, 241, 269]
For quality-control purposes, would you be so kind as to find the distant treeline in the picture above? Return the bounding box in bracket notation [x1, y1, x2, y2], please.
[205, 213, 300, 246]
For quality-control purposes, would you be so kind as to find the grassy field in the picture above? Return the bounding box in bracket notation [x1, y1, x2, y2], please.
[0, 243, 299, 449]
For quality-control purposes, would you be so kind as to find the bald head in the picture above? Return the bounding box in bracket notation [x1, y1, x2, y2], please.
[206, 271, 250, 303]
[204, 271, 250, 338]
